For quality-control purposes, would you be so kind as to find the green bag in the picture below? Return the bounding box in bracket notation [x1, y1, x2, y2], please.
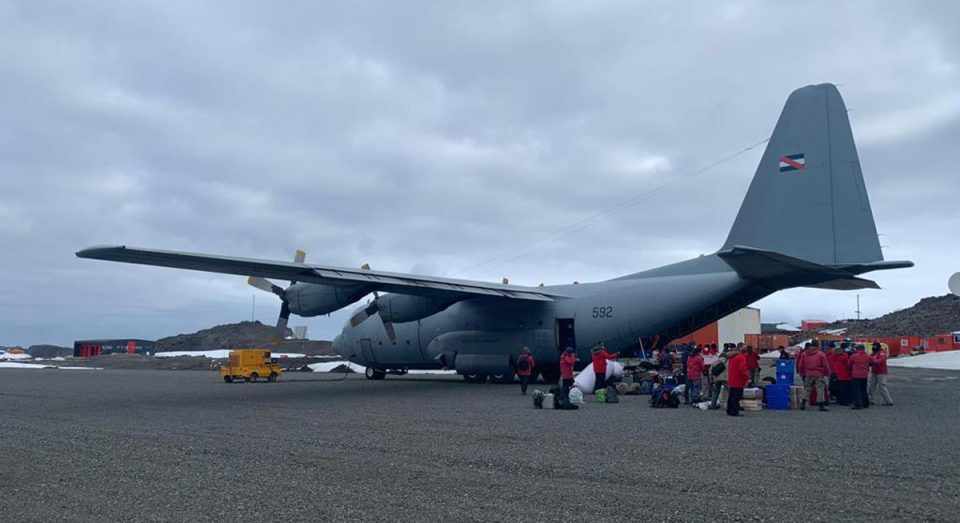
[595, 388, 607, 403]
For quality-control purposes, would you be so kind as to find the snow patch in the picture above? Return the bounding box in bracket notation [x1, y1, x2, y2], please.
[775, 323, 800, 332]
[0, 362, 102, 370]
[0, 352, 33, 361]
[889, 351, 960, 371]
[309, 361, 366, 373]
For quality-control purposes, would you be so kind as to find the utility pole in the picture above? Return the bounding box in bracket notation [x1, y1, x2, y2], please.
[251, 294, 256, 322]
[856, 294, 861, 320]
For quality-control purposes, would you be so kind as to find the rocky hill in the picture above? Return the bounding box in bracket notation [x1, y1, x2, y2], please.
[823, 294, 960, 337]
[156, 321, 292, 351]
[27, 344, 73, 358]
[155, 321, 334, 355]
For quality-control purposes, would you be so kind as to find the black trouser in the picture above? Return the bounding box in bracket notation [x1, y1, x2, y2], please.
[519, 374, 530, 394]
[829, 376, 840, 403]
[837, 380, 851, 405]
[727, 387, 743, 416]
[561, 378, 574, 404]
[852, 378, 869, 408]
[595, 372, 606, 393]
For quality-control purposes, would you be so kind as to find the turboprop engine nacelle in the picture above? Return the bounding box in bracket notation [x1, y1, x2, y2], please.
[286, 282, 371, 316]
[376, 294, 459, 324]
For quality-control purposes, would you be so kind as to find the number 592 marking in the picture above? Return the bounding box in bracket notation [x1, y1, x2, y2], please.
[592, 306, 613, 319]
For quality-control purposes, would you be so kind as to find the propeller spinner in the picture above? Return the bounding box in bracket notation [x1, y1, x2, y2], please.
[349, 263, 397, 343]
[247, 249, 305, 333]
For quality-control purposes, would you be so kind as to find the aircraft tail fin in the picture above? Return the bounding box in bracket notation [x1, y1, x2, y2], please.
[722, 83, 884, 266]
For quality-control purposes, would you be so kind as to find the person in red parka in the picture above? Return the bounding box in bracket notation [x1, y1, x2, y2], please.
[514, 346, 536, 395]
[799, 342, 831, 411]
[559, 346, 578, 404]
[726, 345, 750, 416]
[685, 347, 705, 405]
[869, 342, 894, 406]
[830, 346, 852, 406]
[848, 344, 872, 409]
[591, 344, 619, 393]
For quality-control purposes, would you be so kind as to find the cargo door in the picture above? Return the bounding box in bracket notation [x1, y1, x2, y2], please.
[556, 318, 576, 353]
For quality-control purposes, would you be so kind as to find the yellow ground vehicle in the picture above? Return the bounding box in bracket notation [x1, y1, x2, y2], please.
[220, 349, 283, 383]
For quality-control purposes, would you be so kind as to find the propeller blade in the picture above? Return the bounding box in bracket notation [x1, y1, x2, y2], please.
[248, 276, 285, 298]
[383, 320, 397, 343]
[349, 309, 370, 328]
[277, 301, 291, 331]
[247, 276, 275, 293]
[349, 298, 380, 327]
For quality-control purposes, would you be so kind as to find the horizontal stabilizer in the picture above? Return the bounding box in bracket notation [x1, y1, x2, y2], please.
[718, 245, 909, 290]
[803, 277, 880, 290]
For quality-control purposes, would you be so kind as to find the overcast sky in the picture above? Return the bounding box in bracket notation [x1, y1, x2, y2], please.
[2, 1, 958, 346]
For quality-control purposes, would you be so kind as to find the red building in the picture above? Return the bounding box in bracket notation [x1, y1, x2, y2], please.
[801, 320, 830, 331]
[73, 339, 155, 357]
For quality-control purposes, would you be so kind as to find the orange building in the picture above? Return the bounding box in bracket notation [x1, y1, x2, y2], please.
[672, 308, 761, 347]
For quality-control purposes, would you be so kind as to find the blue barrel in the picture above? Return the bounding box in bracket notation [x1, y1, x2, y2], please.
[765, 384, 790, 410]
[776, 359, 795, 386]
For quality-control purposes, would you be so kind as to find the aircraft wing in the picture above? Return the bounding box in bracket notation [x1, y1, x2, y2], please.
[76, 245, 564, 302]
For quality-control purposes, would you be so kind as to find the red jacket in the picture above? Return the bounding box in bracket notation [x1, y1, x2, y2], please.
[871, 352, 888, 375]
[515, 353, 535, 377]
[687, 354, 705, 380]
[799, 348, 830, 378]
[560, 352, 577, 379]
[745, 351, 759, 370]
[591, 349, 618, 374]
[849, 350, 871, 379]
[727, 353, 750, 388]
[830, 352, 851, 381]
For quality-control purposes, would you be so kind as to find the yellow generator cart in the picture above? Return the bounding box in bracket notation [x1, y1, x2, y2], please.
[220, 349, 283, 383]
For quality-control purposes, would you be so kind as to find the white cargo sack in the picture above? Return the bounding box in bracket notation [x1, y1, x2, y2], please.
[568, 387, 584, 405]
[573, 361, 625, 393]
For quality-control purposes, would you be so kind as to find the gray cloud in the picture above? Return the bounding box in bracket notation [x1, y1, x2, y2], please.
[2, 0, 958, 345]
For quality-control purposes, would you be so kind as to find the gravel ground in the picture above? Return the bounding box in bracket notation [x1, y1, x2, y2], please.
[1, 367, 958, 522]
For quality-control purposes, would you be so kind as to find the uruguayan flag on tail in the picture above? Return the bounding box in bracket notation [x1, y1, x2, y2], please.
[778, 153, 805, 172]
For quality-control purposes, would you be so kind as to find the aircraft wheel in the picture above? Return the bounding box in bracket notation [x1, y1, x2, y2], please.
[365, 367, 386, 380]
[463, 373, 486, 384]
[491, 373, 514, 384]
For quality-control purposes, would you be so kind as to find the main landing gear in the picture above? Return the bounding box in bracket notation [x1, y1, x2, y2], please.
[364, 367, 408, 380]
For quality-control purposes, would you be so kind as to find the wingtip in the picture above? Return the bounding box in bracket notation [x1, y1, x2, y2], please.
[76, 245, 126, 259]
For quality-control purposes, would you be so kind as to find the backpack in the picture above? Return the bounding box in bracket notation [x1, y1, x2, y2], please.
[711, 361, 726, 377]
[532, 390, 545, 409]
[650, 386, 678, 409]
[517, 355, 531, 372]
[638, 380, 654, 395]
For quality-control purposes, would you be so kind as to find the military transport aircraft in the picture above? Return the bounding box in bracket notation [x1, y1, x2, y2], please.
[78, 83, 912, 383]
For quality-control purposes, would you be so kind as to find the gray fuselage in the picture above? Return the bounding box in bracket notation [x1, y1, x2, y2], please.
[331, 254, 770, 376]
